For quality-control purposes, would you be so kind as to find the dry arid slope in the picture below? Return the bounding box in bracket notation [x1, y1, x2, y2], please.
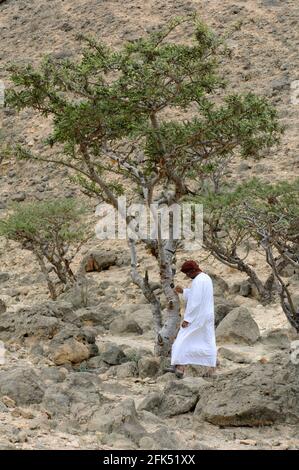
[0, 0, 299, 451]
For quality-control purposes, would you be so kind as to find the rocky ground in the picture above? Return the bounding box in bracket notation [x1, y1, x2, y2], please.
[0, 0, 299, 451]
[0, 246, 299, 450]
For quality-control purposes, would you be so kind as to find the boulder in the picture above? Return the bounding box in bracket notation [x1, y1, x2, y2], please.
[75, 304, 119, 329]
[0, 301, 75, 341]
[81, 251, 117, 272]
[47, 325, 98, 365]
[216, 307, 260, 345]
[138, 356, 160, 379]
[109, 316, 143, 335]
[39, 366, 68, 384]
[86, 356, 107, 370]
[146, 426, 181, 450]
[261, 329, 290, 350]
[207, 273, 229, 297]
[43, 372, 104, 423]
[88, 398, 147, 445]
[0, 367, 45, 405]
[51, 338, 91, 365]
[115, 362, 138, 379]
[99, 342, 127, 366]
[138, 378, 208, 417]
[194, 359, 299, 426]
[214, 299, 239, 327]
[124, 304, 153, 332]
[218, 347, 252, 364]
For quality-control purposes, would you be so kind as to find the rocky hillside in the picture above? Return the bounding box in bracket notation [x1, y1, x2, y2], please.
[0, 0, 299, 451]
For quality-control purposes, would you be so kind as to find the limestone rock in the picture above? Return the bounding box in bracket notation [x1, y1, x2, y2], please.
[138, 378, 208, 418]
[218, 347, 252, 364]
[89, 398, 147, 445]
[115, 362, 138, 379]
[216, 307, 260, 345]
[99, 342, 127, 366]
[261, 329, 291, 350]
[109, 316, 143, 335]
[51, 338, 90, 365]
[214, 298, 239, 327]
[207, 272, 229, 297]
[43, 372, 104, 422]
[194, 360, 299, 426]
[0, 367, 45, 405]
[138, 356, 160, 379]
[81, 251, 117, 272]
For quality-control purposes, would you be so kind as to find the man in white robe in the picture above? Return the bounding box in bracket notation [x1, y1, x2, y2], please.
[169, 260, 217, 378]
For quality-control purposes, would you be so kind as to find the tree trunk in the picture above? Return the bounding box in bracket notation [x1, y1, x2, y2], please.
[264, 243, 299, 332]
[128, 238, 181, 357]
[155, 226, 181, 356]
[34, 250, 57, 300]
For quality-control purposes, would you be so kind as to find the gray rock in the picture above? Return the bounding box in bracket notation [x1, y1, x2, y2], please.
[99, 432, 137, 450]
[229, 280, 252, 297]
[218, 347, 252, 364]
[138, 356, 160, 379]
[86, 355, 106, 369]
[123, 304, 153, 332]
[43, 372, 104, 423]
[216, 307, 260, 345]
[270, 77, 290, 95]
[0, 367, 45, 405]
[80, 250, 117, 273]
[147, 426, 181, 450]
[261, 329, 290, 350]
[89, 398, 147, 445]
[239, 280, 252, 297]
[194, 359, 299, 426]
[138, 378, 208, 418]
[99, 343, 127, 366]
[0, 301, 76, 341]
[109, 316, 143, 335]
[75, 304, 119, 329]
[11, 192, 26, 202]
[214, 299, 239, 327]
[139, 436, 159, 450]
[207, 273, 229, 297]
[115, 362, 138, 378]
[39, 366, 68, 384]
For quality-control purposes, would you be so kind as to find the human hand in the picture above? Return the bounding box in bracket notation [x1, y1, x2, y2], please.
[175, 285, 183, 294]
[181, 320, 189, 328]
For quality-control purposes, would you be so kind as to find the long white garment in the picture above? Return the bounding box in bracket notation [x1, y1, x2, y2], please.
[171, 272, 217, 367]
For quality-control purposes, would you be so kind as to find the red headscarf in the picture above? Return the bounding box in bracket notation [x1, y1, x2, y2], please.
[181, 260, 201, 273]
